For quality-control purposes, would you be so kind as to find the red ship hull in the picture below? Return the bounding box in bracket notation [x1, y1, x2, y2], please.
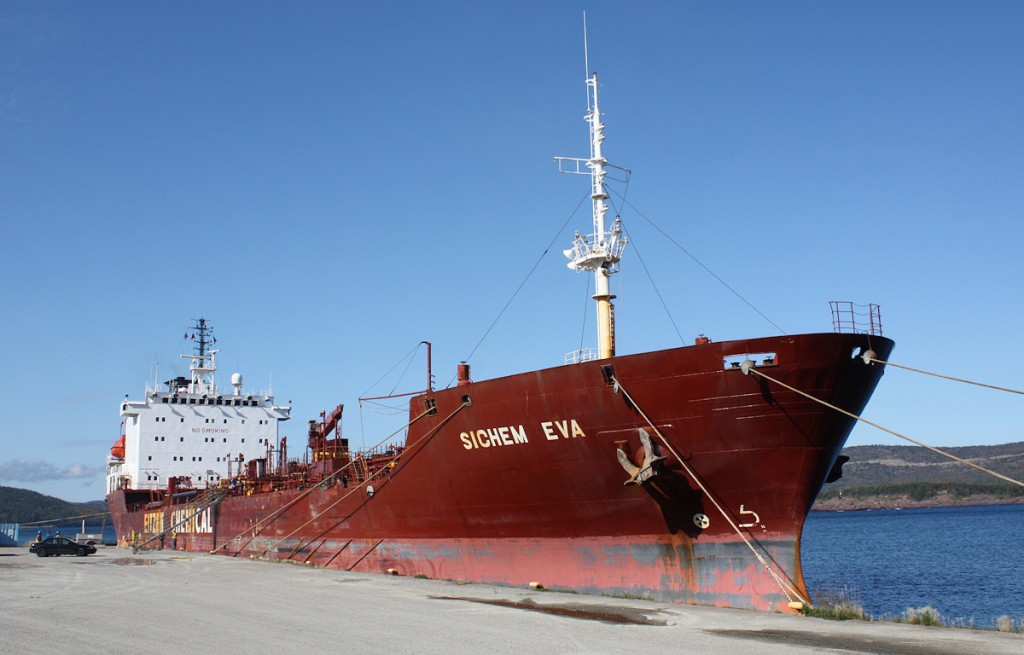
[108, 332, 892, 611]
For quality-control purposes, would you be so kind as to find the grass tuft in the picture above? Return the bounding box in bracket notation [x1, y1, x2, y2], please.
[807, 587, 1021, 633]
[994, 615, 1024, 633]
[900, 606, 942, 626]
[803, 586, 869, 621]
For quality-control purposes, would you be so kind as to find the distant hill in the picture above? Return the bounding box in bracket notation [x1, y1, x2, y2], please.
[0, 486, 107, 524]
[814, 442, 1024, 510]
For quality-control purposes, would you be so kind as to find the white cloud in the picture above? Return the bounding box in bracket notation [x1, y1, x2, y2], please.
[0, 459, 103, 482]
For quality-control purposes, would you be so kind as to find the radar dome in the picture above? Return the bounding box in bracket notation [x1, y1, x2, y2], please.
[231, 373, 243, 386]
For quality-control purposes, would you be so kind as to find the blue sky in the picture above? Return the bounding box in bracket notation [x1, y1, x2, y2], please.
[2, 1, 1021, 502]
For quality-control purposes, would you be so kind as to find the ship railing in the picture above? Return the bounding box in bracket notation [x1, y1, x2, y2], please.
[564, 348, 598, 365]
[348, 443, 404, 483]
[143, 383, 275, 400]
[829, 301, 883, 336]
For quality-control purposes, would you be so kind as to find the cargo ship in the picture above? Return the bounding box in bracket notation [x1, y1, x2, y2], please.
[106, 69, 893, 612]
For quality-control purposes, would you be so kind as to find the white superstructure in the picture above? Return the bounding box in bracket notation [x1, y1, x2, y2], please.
[105, 319, 291, 494]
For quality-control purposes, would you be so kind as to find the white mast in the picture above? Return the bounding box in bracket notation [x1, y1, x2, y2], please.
[555, 46, 628, 360]
[181, 317, 218, 396]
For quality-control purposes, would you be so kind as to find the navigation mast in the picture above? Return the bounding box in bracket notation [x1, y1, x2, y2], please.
[183, 317, 218, 395]
[556, 70, 628, 360]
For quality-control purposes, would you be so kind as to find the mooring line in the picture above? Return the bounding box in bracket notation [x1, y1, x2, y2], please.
[868, 357, 1024, 396]
[132, 488, 226, 552]
[302, 538, 329, 564]
[255, 399, 470, 561]
[20, 510, 111, 527]
[213, 405, 436, 555]
[744, 364, 1024, 489]
[323, 539, 353, 568]
[610, 376, 808, 608]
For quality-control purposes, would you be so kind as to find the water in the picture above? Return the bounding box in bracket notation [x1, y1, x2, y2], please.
[802, 504, 1024, 627]
[23, 523, 118, 546]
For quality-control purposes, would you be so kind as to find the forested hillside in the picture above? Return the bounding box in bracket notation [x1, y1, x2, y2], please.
[0, 486, 106, 523]
[815, 441, 1024, 509]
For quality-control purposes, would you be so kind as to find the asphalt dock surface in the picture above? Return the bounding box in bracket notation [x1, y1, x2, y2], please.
[1, 546, 1019, 654]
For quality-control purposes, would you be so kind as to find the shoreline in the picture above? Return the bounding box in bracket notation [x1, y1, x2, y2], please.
[812, 496, 1024, 512]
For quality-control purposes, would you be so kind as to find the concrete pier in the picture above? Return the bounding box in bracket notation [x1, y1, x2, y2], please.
[1, 546, 1019, 654]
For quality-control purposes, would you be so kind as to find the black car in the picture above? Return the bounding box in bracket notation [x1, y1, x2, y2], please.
[29, 536, 97, 557]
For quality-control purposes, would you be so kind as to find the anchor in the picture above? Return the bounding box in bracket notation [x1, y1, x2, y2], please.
[616, 428, 666, 485]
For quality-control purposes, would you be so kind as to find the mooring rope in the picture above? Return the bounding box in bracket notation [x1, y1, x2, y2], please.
[20, 510, 111, 527]
[610, 376, 809, 607]
[132, 488, 227, 552]
[743, 364, 1024, 489]
[867, 356, 1024, 396]
[213, 405, 437, 554]
[253, 399, 470, 560]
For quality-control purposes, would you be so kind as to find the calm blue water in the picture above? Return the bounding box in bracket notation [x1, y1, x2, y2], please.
[803, 504, 1024, 627]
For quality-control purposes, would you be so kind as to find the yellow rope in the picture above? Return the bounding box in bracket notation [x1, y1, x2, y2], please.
[212, 406, 436, 554]
[869, 357, 1024, 396]
[611, 376, 808, 607]
[253, 400, 469, 559]
[133, 488, 226, 552]
[746, 367, 1024, 489]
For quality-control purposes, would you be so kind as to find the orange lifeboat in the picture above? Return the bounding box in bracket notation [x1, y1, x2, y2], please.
[110, 435, 125, 459]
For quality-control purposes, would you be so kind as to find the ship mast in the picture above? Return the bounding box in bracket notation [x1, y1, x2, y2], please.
[183, 317, 218, 395]
[556, 70, 628, 360]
